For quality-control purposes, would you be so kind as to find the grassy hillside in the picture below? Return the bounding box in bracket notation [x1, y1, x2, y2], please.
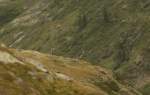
[0, 0, 149, 65]
[0, 0, 150, 94]
[0, 0, 39, 27]
[0, 46, 142, 95]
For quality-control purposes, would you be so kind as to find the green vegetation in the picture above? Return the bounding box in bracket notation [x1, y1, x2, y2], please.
[0, 0, 24, 26]
[0, 0, 149, 67]
[141, 83, 150, 95]
[0, 0, 149, 94]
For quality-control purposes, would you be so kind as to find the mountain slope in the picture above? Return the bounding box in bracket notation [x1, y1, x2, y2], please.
[0, 0, 150, 94]
[0, 46, 141, 95]
[0, 0, 149, 65]
[0, 0, 40, 27]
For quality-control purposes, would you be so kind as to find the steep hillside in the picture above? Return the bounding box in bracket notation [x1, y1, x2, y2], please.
[0, 46, 141, 95]
[0, 0, 150, 94]
[115, 48, 150, 95]
[0, 0, 39, 27]
[0, 0, 149, 66]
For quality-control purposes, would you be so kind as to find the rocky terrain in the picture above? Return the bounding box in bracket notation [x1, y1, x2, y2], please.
[0, 0, 149, 95]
